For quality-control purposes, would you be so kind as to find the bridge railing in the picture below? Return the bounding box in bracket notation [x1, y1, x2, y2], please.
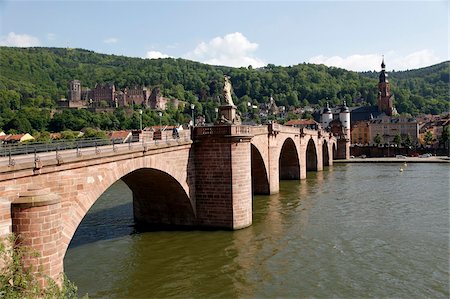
[0, 131, 191, 168]
[0, 137, 114, 158]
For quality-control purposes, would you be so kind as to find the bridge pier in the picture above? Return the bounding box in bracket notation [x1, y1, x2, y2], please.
[11, 187, 63, 286]
[194, 126, 253, 229]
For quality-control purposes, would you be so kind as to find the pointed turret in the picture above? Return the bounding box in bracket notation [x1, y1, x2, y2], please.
[321, 102, 332, 129]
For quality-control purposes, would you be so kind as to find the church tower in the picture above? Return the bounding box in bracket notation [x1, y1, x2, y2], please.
[377, 57, 395, 116]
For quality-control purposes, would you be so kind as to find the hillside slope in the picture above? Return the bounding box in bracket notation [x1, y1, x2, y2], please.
[0, 47, 448, 119]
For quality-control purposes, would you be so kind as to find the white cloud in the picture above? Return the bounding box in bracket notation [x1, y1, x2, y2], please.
[103, 37, 119, 44]
[308, 50, 441, 72]
[0, 32, 40, 47]
[146, 50, 171, 59]
[184, 32, 266, 68]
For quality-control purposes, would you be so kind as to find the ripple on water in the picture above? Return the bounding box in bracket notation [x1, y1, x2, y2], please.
[65, 164, 450, 298]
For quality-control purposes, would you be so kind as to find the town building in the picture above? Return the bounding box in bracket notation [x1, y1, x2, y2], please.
[368, 115, 419, 145]
[351, 121, 370, 145]
[0, 133, 35, 144]
[418, 114, 450, 148]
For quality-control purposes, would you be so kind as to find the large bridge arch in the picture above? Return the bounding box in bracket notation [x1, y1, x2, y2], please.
[279, 137, 301, 180]
[60, 148, 195, 260]
[251, 144, 270, 194]
[322, 140, 330, 167]
[306, 138, 318, 171]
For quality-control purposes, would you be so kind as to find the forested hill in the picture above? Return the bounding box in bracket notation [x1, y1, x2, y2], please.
[0, 47, 449, 118]
[361, 61, 449, 114]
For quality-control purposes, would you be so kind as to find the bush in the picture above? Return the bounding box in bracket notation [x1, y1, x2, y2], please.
[0, 234, 83, 298]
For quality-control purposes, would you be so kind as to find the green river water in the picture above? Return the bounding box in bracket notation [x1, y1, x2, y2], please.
[65, 163, 449, 298]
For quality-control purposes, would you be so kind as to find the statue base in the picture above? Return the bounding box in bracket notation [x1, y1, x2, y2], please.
[216, 104, 241, 125]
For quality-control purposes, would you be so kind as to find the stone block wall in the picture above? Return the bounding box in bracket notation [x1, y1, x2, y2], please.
[194, 135, 252, 229]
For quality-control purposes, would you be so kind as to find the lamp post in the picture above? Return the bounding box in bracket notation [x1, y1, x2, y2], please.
[138, 109, 143, 131]
[158, 111, 162, 128]
[191, 103, 195, 127]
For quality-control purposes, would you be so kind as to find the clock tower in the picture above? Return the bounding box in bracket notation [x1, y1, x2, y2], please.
[377, 57, 396, 116]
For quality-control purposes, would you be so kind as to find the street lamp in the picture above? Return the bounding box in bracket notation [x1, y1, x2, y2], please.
[138, 109, 143, 131]
[158, 111, 162, 128]
[190, 103, 195, 126]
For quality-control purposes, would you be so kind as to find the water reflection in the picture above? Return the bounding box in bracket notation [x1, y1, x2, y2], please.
[65, 164, 449, 298]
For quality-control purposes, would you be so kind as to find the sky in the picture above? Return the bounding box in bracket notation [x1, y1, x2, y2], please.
[0, 0, 448, 72]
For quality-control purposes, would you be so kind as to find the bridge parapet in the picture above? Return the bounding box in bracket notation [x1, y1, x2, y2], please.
[248, 126, 269, 135]
[0, 135, 192, 175]
[194, 125, 253, 139]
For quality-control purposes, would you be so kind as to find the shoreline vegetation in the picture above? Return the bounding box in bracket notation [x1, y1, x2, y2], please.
[0, 234, 83, 299]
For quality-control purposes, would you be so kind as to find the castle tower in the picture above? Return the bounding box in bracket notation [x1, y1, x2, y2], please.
[321, 102, 333, 129]
[68, 80, 81, 102]
[339, 101, 350, 131]
[377, 57, 395, 116]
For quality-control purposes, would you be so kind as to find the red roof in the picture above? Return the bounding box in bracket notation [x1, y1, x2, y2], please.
[6, 134, 25, 141]
[109, 130, 131, 139]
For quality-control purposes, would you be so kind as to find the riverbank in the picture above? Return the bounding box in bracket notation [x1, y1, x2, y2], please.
[334, 156, 450, 163]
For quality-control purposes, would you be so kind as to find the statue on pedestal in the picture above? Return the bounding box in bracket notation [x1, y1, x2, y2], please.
[216, 75, 240, 125]
[223, 75, 234, 106]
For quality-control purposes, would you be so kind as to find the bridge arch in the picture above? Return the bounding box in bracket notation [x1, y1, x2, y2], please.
[122, 168, 195, 227]
[59, 148, 195, 263]
[251, 144, 270, 194]
[322, 140, 330, 167]
[279, 137, 300, 180]
[306, 138, 318, 171]
[332, 142, 337, 160]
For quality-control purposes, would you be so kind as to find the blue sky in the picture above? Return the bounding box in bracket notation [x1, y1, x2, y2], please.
[0, 0, 448, 71]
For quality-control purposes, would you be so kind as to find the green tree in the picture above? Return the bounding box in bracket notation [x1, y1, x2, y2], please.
[374, 133, 382, 146]
[423, 131, 434, 146]
[439, 125, 449, 150]
[393, 134, 402, 147]
[403, 134, 412, 148]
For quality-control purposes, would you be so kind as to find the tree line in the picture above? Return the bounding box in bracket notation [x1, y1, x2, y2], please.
[0, 47, 448, 135]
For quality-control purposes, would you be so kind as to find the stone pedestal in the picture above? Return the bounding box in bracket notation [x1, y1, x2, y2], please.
[217, 104, 240, 125]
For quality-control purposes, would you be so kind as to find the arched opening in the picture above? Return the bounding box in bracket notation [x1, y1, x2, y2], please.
[332, 143, 337, 160]
[122, 168, 195, 227]
[323, 141, 330, 167]
[64, 168, 195, 295]
[279, 138, 300, 180]
[306, 138, 318, 171]
[251, 144, 269, 194]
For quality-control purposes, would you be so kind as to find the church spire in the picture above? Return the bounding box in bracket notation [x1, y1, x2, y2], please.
[379, 56, 388, 83]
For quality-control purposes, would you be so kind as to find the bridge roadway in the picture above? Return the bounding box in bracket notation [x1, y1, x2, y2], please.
[0, 123, 346, 285]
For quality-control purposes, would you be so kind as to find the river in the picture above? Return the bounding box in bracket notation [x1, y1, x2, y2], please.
[64, 163, 449, 298]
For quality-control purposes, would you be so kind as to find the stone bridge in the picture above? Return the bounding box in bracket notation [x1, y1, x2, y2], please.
[0, 123, 347, 284]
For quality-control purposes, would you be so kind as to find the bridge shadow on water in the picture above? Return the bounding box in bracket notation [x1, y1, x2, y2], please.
[69, 202, 135, 249]
[69, 201, 235, 249]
